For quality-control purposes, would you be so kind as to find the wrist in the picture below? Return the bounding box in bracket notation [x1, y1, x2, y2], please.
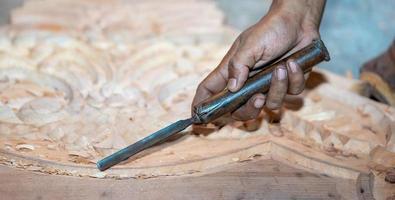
[269, 0, 325, 34]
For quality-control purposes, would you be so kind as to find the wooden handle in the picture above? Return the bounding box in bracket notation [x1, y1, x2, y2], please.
[192, 39, 330, 124]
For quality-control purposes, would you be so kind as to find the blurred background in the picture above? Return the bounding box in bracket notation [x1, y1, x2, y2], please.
[0, 0, 394, 77]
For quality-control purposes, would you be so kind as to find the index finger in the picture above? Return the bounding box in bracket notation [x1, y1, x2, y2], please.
[192, 39, 240, 107]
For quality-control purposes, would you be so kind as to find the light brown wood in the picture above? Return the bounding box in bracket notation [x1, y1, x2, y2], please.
[0, 0, 240, 178]
[0, 158, 381, 200]
[0, 1, 394, 199]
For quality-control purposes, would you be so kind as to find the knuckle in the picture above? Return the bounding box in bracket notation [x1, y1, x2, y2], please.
[290, 74, 304, 84]
[271, 82, 287, 93]
[229, 59, 247, 74]
[196, 82, 211, 96]
[232, 106, 260, 121]
[277, 64, 287, 71]
[266, 95, 283, 109]
[239, 29, 251, 40]
[248, 113, 259, 120]
[229, 58, 240, 70]
[268, 98, 282, 106]
[196, 82, 205, 92]
[289, 77, 305, 95]
[289, 86, 304, 95]
[266, 100, 281, 110]
[250, 46, 265, 62]
[266, 103, 280, 110]
[232, 112, 245, 121]
[233, 113, 257, 121]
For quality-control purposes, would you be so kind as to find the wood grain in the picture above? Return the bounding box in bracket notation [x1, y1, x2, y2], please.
[0, 158, 362, 200]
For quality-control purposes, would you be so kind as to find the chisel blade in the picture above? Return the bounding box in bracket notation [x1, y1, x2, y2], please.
[97, 118, 193, 171]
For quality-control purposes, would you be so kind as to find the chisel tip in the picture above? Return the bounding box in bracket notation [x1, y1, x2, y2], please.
[97, 118, 193, 171]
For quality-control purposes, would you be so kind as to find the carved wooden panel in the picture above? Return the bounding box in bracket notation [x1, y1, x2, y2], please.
[0, 2, 394, 198]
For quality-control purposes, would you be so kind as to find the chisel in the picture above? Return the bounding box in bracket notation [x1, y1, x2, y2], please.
[97, 39, 330, 171]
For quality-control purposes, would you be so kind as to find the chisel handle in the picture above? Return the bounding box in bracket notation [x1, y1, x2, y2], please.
[192, 39, 330, 124]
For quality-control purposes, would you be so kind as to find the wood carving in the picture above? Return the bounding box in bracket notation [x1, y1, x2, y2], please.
[0, 0, 394, 198]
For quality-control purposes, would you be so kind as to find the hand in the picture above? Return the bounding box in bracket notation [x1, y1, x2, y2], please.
[192, 0, 326, 121]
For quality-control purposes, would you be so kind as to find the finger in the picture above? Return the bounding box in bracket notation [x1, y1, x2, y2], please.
[192, 39, 240, 107]
[192, 68, 227, 107]
[266, 64, 288, 110]
[286, 59, 305, 95]
[227, 47, 260, 92]
[232, 93, 266, 121]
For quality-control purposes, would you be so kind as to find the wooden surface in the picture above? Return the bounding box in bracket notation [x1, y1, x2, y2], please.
[0, 0, 393, 183]
[1, 70, 395, 199]
[1, 69, 393, 180]
[0, 1, 394, 199]
[0, 158, 366, 200]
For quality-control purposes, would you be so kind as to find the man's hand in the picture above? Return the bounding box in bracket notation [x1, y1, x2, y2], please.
[192, 0, 326, 121]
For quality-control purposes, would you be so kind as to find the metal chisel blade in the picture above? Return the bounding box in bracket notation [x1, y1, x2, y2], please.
[97, 118, 193, 171]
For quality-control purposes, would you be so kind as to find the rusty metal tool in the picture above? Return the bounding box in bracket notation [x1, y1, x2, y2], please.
[97, 39, 330, 171]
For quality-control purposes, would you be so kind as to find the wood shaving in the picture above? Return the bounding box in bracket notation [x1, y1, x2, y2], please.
[89, 172, 107, 179]
[46, 144, 57, 150]
[26, 166, 43, 171]
[15, 144, 35, 151]
[231, 157, 240, 162]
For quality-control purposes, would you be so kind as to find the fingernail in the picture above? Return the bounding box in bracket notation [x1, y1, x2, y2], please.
[277, 68, 286, 80]
[289, 61, 298, 73]
[254, 98, 265, 108]
[227, 78, 237, 91]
